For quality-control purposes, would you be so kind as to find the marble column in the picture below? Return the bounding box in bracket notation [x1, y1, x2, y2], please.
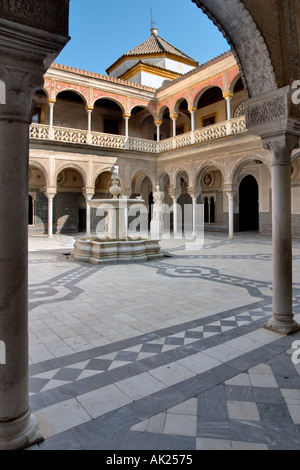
[223, 93, 233, 121]
[124, 115, 130, 140]
[264, 136, 300, 335]
[224, 185, 237, 239]
[189, 108, 196, 132]
[47, 193, 56, 238]
[84, 192, 94, 235]
[0, 3, 70, 449]
[171, 114, 178, 138]
[86, 107, 93, 144]
[155, 120, 162, 142]
[48, 101, 55, 139]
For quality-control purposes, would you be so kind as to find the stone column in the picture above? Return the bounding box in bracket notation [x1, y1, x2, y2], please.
[46, 193, 56, 238]
[244, 86, 300, 335]
[264, 136, 300, 335]
[223, 92, 233, 121]
[171, 113, 178, 137]
[86, 107, 93, 144]
[84, 191, 94, 235]
[48, 100, 55, 139]
[189, 107, 196, 132]
[124, 114, 130, 140]
[169, 189, 179, 236]
[224, 184, 237, 239]
[0, 3, 70, 449]
[155, 120, 162, 142]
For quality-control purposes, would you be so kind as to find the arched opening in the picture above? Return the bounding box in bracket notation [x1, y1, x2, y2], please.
[175, 98, 190, 135]
[196, 165, 224, 231]
[129, 106, 156, 140]
[55, 168, 85, 233]
[232, 77, 245, 118]
[131, 173, 153, 229]
[32, 89, 48, 124]
[28, 165, 47, 233]
[239, 175, 259, 232]
[195, 86, 226, 129]
[54, 90, 87, 129]
[93, 98, 124, 135]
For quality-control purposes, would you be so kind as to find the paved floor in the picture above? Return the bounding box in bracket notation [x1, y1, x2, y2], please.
[26, 232, 300, 450]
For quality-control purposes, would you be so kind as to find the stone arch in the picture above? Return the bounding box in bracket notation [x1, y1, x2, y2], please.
[175, 167, 191, 189]
[55, 163, 87, 188]
[195, 161, 225, 188]
[29, 160, 48, 186]
[157, 104, 171, 121]
[230, 154, 271, 186]
[229, 72, 243, 95]
[93, 96, 126, 115]
[192, 85, 224, 110]
[130, 168, 156, 193]
[192, 0, 277, 97]
[55, 87, 88, 106]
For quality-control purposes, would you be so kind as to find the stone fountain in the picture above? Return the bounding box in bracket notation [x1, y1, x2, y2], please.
[71, 166, 163, 264]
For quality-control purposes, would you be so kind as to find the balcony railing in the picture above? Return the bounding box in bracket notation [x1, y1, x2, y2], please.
[29, 116, 247, 154]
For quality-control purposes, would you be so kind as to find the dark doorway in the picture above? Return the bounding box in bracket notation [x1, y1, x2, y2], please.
[28, 195, 33, 225]
[78, 208, 86, 232]
[239, 175, 259, 231]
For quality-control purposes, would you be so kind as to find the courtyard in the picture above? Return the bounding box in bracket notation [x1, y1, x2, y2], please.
[26, 232, 300, 450]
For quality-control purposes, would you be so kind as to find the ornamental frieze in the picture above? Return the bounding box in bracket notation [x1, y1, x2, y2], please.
[0, 0, 69, 36]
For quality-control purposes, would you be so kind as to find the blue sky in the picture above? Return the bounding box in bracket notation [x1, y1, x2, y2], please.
[56, 0, 230, 75]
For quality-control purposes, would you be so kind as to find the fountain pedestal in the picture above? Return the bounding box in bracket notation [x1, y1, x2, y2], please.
[71, 168, 163, 264]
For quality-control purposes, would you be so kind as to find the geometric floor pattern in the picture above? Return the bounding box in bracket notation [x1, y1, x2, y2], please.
[26, 233, 300, 450]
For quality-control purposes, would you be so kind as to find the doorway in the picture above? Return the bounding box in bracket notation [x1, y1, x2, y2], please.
[239, 175, 259, 231]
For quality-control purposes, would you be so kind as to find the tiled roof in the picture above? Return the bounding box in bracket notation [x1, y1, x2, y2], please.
[106, 32, 199, 73]
[125, 34, 198, 64]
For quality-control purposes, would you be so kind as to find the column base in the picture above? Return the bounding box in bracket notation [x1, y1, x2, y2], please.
[0, 409, 43, 450]
[264, 316, 300, 336]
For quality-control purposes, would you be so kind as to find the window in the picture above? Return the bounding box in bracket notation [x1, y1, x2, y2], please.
[32, 106, 42, 124]
[103, 118, 119, 135]
[202, 113, 217, 127]
[176, 125, 185, 135]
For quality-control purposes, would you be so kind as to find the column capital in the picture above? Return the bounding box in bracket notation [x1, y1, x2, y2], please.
[154, 120, 162, 126]
[187, 186, 201, 198]
[188, 107, 197, 113]
[223, 92, 233, 100]
[263, 133, 299, 166]
[123, 113, 131, 119]
[170, 113, 178, 120]
[83, 188, 94, 200]
[223, 183, 238, 196]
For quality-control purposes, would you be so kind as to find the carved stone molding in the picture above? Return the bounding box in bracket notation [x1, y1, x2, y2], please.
[192, 0, 277, 97]
[244, 86, 300, 140]
[263, 134, 300, 166]
[0, 0, 70, 36]
[0, 65, 44, 123]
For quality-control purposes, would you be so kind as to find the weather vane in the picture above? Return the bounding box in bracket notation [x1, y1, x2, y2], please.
[150, 8, 156, 30]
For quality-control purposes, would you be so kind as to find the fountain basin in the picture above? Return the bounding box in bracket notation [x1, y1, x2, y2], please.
[71, 237, 163, 265]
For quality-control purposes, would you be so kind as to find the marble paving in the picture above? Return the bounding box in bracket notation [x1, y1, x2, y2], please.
[26, 233, 300, 450]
